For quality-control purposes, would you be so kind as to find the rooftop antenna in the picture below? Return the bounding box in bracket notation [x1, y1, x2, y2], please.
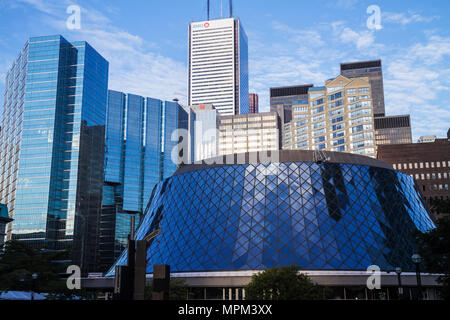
[220, 0, 223, 18]
[207, 0, 210, 20]
[229, 0, 233, 17]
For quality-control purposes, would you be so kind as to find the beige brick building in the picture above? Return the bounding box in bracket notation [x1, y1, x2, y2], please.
[283, 75, 376, 158]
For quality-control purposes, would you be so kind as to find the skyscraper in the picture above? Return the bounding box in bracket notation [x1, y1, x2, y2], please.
[98, 90, 188, 271]
[188, 17, 249, 116]
[340, 60, 385, 117]
[374, 115, 412, 145]
[0, 35, 109, 272]
[249, 93, 259, 113]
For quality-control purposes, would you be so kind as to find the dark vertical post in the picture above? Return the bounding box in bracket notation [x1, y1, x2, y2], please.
[152, 265, 170, 300]
[415, 263, 423, 300]
[134, 240, 147, 300]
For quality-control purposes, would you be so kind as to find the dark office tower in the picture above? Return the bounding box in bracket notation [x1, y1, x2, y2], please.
[0, 35, 109, 273]
[270, 84, 314, 124]
[340, 60, 385, 117]
[374, 115, 412, 145]
[98, 90, 188, 271]
[249, 93, 259, 113]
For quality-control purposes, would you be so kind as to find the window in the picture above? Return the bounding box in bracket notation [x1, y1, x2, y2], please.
[349, 116, 372, 126]
[358, 87, 370, 93]
[331, 123, 345, 131]
[328, 91, 343, 101]
[295, 134, 308, 142]
[294, 114, 308, 120]
[329, 107, 344, 117]
[393, 164, 397, 169]
[346, 88, 356, 95]
[331, 130, 345, 139]
[348, 96, 356, 103]
[431, 162, 435, 168]
[295, 141, 308, 148]
[312, 121, 326, 129]
[293, 106, 308, 113]
[421, 174, 425, 180]
[349, 100, 371, 111]
[332, 138, 345, 146]
[330, 116, 344, 124]
[420, 162, 424, 168]
[311, 106, 325, 114]
[409, 163, 413, 169]
[313, 136, 325, 144]
[332, 145, 346, 152]
[294, 119, 308, 127]
[350, 108, 372, 119]
[311, 98, 324, 107]
[425, 162, 429, 168]
[312, 114, 325, 122]
[328, 99, 344, 109]
[313, 128, 326, 137]
[359, 95, 370, 100]
[414, 163, 418, 169]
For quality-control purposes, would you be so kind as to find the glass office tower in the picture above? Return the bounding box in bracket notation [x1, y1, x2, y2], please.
[98, 90, 188, 271]
[0, 35, 109, 273]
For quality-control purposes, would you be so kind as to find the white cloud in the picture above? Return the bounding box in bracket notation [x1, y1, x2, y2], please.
[11, 0, 187, 103]
[332, 21, 375, 49]
[383, 11, 438, 25]
[384, 35, 450, 139]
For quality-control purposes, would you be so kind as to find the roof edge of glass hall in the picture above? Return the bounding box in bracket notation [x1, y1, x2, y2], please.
[177, 149, 393, 176]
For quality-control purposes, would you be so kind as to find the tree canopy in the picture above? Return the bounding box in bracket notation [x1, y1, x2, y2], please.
[0, 240, 87, 299]
[414, 215, 450, 301]
[245, 266, 329, 300]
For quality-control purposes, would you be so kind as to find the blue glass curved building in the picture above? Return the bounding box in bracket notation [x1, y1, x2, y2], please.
[107, 150, 435, 276]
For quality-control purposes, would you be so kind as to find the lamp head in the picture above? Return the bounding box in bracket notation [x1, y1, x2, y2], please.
[395, 267, 402, 275]
[411, 253, 422, 264]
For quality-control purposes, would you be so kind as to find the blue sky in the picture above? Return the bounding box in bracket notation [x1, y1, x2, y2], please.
[1, 0, 449, 140]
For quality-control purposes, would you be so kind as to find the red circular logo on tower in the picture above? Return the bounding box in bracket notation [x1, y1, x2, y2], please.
[204, 22, 210, 28]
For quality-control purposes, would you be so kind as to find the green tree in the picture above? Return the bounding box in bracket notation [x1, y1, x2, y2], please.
[0, 240, 87, 299]
[414, 216, 450, 300]
[245, 266, 330, 300]
[144, 278, 193, 300]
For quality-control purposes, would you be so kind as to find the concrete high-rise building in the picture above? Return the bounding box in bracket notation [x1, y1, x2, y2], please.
[188, 104, 219, 162]
[99, 90, 188, 271]
[374, 115, 412, 145]
[283, 75, 376, 158]
[340, 60, 385, 117]
[0, 35, 109, 273]
[249, 93, 259, 113]
[218, 112, 279, 155]
[188, 17, 249, 116]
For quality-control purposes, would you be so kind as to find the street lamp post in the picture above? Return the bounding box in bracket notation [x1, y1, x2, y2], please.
[395, 267, 403, 299]
[31, 273, 38, 301]
[411, 254, 423, 300]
